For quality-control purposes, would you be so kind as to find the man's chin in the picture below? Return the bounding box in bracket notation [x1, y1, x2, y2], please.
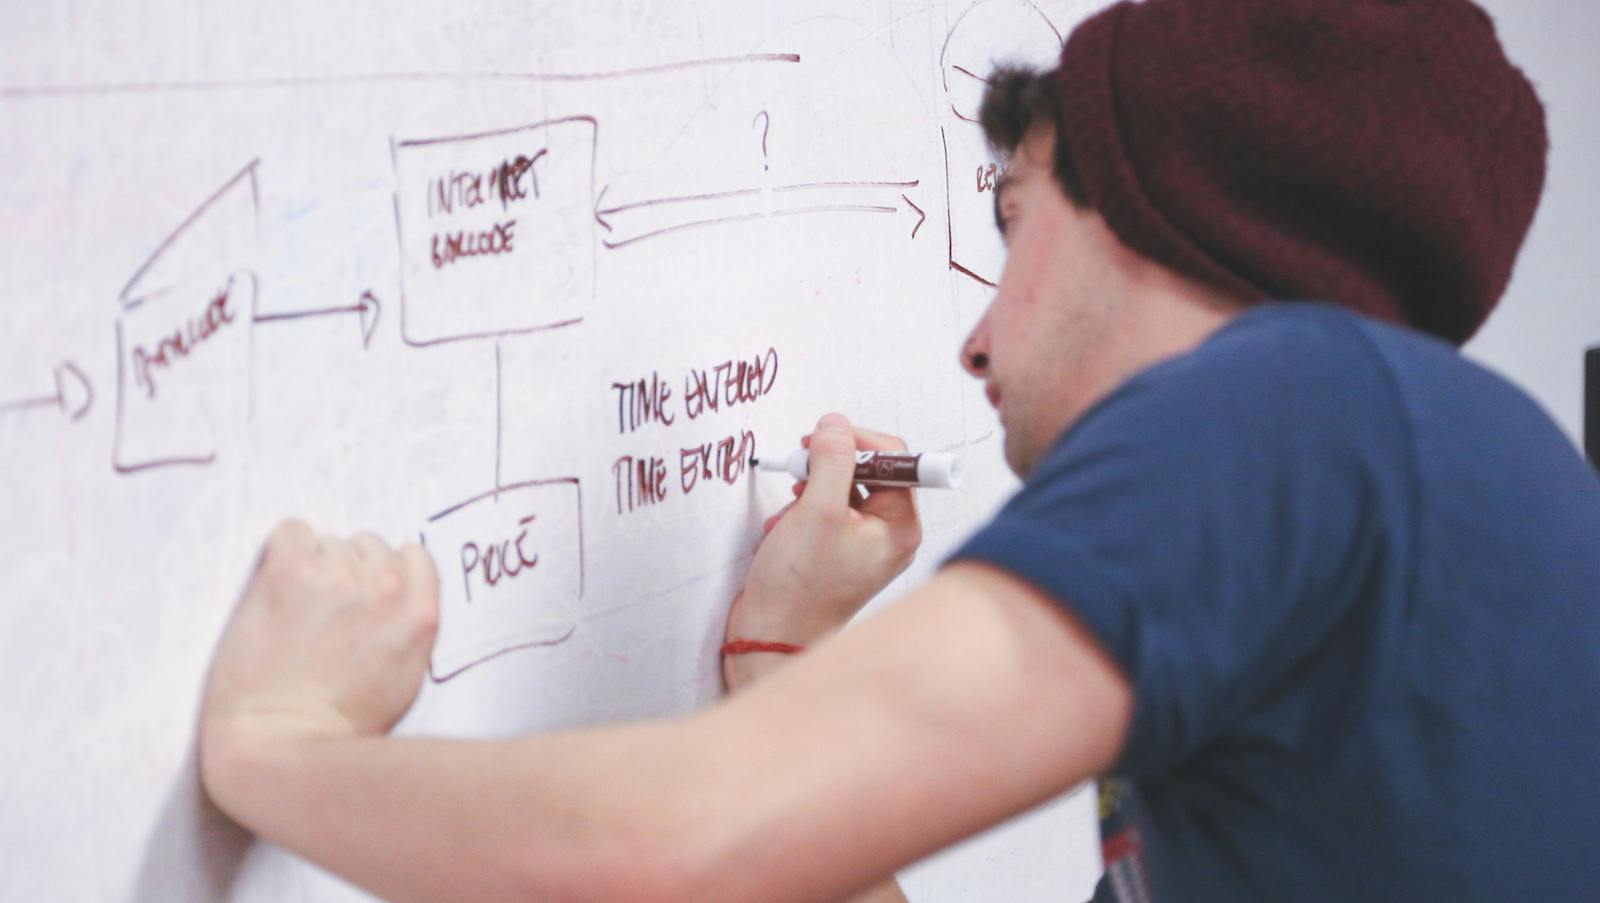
[1001, 431, 1037, 479]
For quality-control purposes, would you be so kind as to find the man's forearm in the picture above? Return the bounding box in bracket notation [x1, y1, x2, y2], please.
[202, 719, 712, 903]
[201, 562, 1128, 903]
[725, 650, 910, 903]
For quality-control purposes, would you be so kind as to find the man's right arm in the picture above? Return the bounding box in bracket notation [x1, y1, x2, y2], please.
[201, 411, 1133, 901]
[203, 551, 1131, 902]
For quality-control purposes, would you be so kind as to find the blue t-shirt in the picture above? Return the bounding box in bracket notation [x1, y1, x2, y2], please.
[951, 303, 1600, 901]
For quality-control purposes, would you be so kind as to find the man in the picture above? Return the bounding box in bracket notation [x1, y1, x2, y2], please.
[199, 0, 1600, 900]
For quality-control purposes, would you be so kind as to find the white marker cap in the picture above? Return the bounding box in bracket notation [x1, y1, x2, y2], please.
[914, 452, 962, 489]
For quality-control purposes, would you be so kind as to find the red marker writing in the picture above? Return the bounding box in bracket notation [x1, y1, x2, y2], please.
[751, 449, 963, 489]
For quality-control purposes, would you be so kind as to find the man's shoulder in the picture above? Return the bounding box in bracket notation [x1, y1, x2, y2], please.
[1174, 301, 1508, 397]
[1180, 301, 1569, 463]
[1166, 301, 1428, 386]
[1068, 303, 1414, 452]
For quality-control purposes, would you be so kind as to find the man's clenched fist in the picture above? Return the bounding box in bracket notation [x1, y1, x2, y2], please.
[199, 520, 440, 782]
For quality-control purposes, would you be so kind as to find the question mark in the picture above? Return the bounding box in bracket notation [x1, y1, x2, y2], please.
[752, 110, 770, 171]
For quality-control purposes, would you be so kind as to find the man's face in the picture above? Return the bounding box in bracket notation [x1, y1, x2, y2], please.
[962, 124, 1126, 477]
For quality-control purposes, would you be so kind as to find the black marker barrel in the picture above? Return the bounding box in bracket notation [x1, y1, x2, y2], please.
[752, 449, 962, 489]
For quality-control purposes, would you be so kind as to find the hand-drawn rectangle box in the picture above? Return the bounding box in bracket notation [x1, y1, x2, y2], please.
[391, 117, 597, 347]
[114, 161, 259, 474]
[421, 478, 585, 682]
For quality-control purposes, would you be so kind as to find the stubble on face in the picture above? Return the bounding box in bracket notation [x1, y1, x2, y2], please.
[990, 129, 1121, 478]
[999, 298, 1114, 476]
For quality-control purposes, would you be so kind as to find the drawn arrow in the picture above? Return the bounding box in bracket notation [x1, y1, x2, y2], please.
[594, 179, 924, 250]
[593, 185, 616, 232]
[253, 290, 381, 348]
[902, 193, 925, 239]
[0, 359, 94, 422]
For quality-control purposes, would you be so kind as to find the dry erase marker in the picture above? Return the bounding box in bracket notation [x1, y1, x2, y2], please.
[751, 449, 963, 489]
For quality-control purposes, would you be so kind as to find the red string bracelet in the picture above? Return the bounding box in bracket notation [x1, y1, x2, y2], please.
[721, 639, 805, 656]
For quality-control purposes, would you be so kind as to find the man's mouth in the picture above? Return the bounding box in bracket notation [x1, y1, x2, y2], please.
[985, 383, 1001, 409]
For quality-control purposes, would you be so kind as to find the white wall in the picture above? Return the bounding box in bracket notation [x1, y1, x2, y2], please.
[1466, 1, 1600, 450]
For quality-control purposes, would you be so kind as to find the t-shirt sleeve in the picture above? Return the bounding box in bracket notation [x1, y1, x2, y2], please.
[949, 314, 1414, 777]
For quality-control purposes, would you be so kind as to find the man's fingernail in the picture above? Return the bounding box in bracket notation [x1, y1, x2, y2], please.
[819, 413, 849, 433]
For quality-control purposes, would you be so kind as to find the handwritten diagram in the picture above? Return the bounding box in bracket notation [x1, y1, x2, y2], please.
[0, 4, 1093, 902]
[3, 13, 1041, 682]
[392, 117, 598, 346]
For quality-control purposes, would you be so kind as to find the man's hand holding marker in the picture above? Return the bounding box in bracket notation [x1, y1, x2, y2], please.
[724, 413, 929, 692]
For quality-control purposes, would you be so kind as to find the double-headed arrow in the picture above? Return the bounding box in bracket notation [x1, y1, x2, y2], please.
[253, 290, 381, 348]
[0, 360, 93, 422]
[594, 179, 925, 250]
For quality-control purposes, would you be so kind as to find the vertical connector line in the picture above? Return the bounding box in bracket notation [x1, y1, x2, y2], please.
[495, 340, 504, 497]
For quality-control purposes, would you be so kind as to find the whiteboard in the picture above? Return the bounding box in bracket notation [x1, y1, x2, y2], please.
[11, 1, 1592, 899]
[0, 1, 1106, 900]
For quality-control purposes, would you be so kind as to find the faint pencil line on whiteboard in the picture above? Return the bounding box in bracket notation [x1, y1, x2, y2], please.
[804, 5, 935, 64]
[938, 429, 994, 452]
[579, 552, 753, 623]
[0, 53, 802, 100]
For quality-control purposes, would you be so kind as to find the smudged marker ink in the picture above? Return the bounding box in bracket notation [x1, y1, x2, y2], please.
[752, 449, 962, 489]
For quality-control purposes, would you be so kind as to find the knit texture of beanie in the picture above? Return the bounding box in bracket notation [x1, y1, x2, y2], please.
[1057, 0, 1547, 345]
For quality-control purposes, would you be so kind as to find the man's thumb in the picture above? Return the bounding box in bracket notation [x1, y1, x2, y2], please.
[798, 413, 857, 513]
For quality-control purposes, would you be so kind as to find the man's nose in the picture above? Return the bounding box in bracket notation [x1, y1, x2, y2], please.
[961, 316, 991, 378]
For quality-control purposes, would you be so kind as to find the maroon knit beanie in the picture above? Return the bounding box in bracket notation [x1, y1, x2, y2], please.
[1057, 0, 1547, 345]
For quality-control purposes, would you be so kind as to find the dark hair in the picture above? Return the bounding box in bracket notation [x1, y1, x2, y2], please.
[978, 65, 1089, 207]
